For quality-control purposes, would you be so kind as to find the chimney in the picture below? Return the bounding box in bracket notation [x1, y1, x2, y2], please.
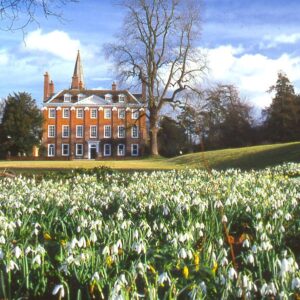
[142, 81, 146, 102]
[44, 72, 50, 101]
[112, 82, 117, 91]
[49, 80, 55, 96]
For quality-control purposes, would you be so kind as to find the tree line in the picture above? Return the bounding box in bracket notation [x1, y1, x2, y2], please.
[158, 72, 300, 157]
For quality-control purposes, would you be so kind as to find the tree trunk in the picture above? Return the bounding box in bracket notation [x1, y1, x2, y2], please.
[149, 111, 159, 156]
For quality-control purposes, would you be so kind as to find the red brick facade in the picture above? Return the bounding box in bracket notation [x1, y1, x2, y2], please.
[42, 52, 147, 159]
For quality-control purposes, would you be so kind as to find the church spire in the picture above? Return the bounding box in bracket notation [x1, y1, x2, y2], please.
[71, 50, 85, 90]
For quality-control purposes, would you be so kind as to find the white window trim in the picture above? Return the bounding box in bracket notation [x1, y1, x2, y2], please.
[61, 144, 69, 156]
[131, 125, 139, 138]
[76, 125, 84, 138]
[105, 94, 112, 102]
[131, 109, 139, 120]
[76, 108, 83, 119]
[118, 94, 126, 102]
[118, 108, 125, 119]
[63, 108, 70, 119]
[48, 144, 55, 157]
[90, 125, 97, 138]
[118, 125, 125, 138]
[117, 144, 125, 156]
[90, 108, 97, 119]
[104, 125, 111, 138]
[76, 144, 83, 156]
[78, 94, 85, 101]
[104, 144, 111, 156]
[104, 108, 111, 119]
[48, 108, 55, 119]
[62, 125, 69, 138]
[64, 94, 72, 102]
[131, 144, 139, 156]
[48, 125, 55, 138]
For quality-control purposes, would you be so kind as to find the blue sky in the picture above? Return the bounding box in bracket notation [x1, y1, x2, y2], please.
[1, 0, 300, 110]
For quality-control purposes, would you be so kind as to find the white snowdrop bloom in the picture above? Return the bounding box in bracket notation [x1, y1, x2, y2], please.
[13, 246, 22, 259]
[218, 238, 224, 246]
[71, 238, 78, 249]
[157, 272, 171, 285]
[222, 215, 228, 223]
[6, 260, 19, 272]
[279, 291, 288, 300]
[221, 257, 228, 266]
[261, 282, 277, 297]
[133, 230, 139, 239]
[243, 239, 250, 248]
[199, 281, 207, 294]
[261, 241, 273, 251]
[163, 206, 169, 216]
[280, 226, 285, 233]
[0, 249, 3, 260]
[52, 284, 65, 298]
[0, 236, 5, 244]
[116, 239, 122, 249]
[137, 262, 145, 274]
[219, 274, 226, 285]
[242, 275, 249, 288]
[111, 244, 118, 255]
[246, 206, 251, 213]
[179, 248, 187, 259]
[256, 213, 261, 219]
[292, 277, 300, 290]
[92, 272, 100, 281]
[102, 246, 110, 256]
[252, 245, 258, 254]
[32, 254, 41, 266]
[285, 213, 292, 221]
[214, 200, 223, 208]
[119, 274, 128, 285]
[90, 232, 97, 243]
[228, 267, 237, 280]
[58, 264, 68, 275]
[77, 226, 81, 233]
[78, 237, 86, 248]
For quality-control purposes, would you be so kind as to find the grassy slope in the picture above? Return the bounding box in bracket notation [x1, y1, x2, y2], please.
[170, 141, 300, 170]
[0, 142, 300, 172]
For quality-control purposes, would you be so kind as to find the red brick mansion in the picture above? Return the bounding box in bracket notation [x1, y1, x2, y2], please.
[42, 51, 147, 159]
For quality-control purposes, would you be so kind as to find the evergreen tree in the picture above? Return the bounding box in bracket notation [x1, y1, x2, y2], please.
[0, 92, 43, 156]
[263, 72, 300, 142]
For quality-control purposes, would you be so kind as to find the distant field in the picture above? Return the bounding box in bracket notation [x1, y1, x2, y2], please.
[1, 141, 300, 173]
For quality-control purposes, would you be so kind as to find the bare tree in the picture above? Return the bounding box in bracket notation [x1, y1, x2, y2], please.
[105, 0, 206, 155]
[0, 0, 77, 31]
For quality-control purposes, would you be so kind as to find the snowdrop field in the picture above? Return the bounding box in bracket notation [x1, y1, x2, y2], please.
[0, 164, 299, 299]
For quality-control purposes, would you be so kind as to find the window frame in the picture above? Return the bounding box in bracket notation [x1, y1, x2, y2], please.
[118, 125, 126, 138]
[62, 125, 70, 138]
[118, 94, 126, 103]
[76, 108, 84, 119]
[90, 125, 97, 138]
[104, 125, 111, 138]
[63, 108, 70, 118]
[64, 94, 72, 102]
[118, 108, 125, 119]
[48, 144, 55, 157]
[48, 125, 55, 138]
[131, 109, 139, 120]
[48, 108, 56, 119]
[90, 108, 97, 119]
[103, 144, 111, 156]
[104, 108, 111, 119]
[61, 144, 70, 156]
[117, 144, 125, 156]
[76, 144, 83, 156]
[131, 125, 139, 138]
[131, 144, 139, 156]
[76, 125, 84, 138]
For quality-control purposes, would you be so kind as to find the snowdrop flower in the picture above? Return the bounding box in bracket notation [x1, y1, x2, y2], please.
[228, 267, 237, 280]
[6, 260, 19, 272]
[292, 277, 300, 290]
[116, 239, 122, 249]
[243, 239, 250, 248]
[261, 282, 277, 297]
[52, 284, 65, 298]
[221, 257, 228, 266]
[279, 291, 288, 300]
[285, 213, 292, 221]
[247, 254, 255, 265]
[199, 281, 207, 294]
[179, 248, 187, 259]
[90, 232, 97, 243]
[222, 215, 228, 223]
[13, 246, 22, 259]
[92, 272, 100, 281]
[0, 236, 5, 244]
[32, 254, 41, 266]
[158, 272, 171, 286]
[0, 249, 3, 260]
[102, 245, 110, 256]
[77, 237, 86, 248]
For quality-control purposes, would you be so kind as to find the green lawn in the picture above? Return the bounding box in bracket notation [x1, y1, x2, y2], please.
[1, 141, 300, 173]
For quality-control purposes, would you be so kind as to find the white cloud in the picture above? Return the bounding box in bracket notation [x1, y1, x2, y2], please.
[23, 29, 80, 60]
[261, 33, 300, 49]
[0, 50, 9, 65]
[206, 45, 300, 108]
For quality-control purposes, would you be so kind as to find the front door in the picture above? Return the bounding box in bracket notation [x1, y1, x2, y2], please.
[90, 146, 97, 159]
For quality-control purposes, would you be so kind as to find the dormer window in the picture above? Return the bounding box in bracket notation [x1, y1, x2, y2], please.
[118, 94, 126, 103]
[77, 93, 85, 101]
[64, 93, 72, 102]
[105, 94, 112, 102]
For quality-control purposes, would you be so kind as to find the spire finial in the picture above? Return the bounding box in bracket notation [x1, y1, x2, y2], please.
[71, 50, 85, 90]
